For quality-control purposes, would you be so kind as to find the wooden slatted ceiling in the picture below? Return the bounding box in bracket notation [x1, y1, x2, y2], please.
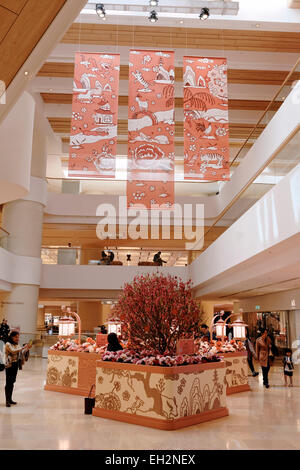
[42, 223, 227, 249]
[61, 24, 300, 53]
[37, 62, 300, 86]
[41, 92, 282, 111]
[0, 0, 67, 89]
[0, 0, 27, 14]
[48, 117, 265, 140]
[0, 6, 17, 43]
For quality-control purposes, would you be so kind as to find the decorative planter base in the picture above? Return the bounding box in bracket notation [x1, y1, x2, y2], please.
[227, 384, 251, 395]
[93, 406, 228, 430]
[45, 350, 100, 396]
[93, 360, 229, 430]
[221, 352, 251, 395]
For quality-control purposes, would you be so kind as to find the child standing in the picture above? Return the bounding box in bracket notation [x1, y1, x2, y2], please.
[283, 348, 294, 387]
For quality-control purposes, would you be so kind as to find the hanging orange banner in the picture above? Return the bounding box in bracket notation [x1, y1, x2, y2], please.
[183, 57, 230, 181]
[127, 50, 175, 209]
[68, 52, 120, 178]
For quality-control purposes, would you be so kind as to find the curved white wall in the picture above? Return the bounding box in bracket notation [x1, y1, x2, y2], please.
[0, 92, 35, 204]
[0, 247, 41, 286]
[40, 265, 188, 291]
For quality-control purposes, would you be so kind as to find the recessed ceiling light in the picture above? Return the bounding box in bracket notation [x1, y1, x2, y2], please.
[149, 0, 158, 6]
[199, 7, 209, 20]
[96, 3, 106, 20]
[49, 88, 53, 92]
[24, 71, 29, 76]
[179, 20, 184, 24]
[255, 24, 261, 28]
[149, 10, 158, 23]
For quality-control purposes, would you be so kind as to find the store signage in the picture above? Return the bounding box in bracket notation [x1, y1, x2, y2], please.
[96, 334, 108, 347]
[68, 52, 120, 178]
[176, 338, 195, 355]
[183, 56, 230, 182]
[127, 50, 175, 209]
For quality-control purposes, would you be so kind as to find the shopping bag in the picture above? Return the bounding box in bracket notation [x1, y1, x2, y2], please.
[84, 384, 95, 414]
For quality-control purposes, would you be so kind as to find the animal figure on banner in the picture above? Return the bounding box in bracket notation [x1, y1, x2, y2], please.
[128, 51, 175, 209]
[183, 57, 230, 181]
[68, 53, 120, 178]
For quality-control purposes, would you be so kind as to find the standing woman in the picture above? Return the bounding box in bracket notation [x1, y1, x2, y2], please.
[5, 331, 32, 407]
[256, 328, 272, 388]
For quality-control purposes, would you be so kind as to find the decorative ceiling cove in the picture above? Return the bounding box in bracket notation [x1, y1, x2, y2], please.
[0, 0, 67, 89]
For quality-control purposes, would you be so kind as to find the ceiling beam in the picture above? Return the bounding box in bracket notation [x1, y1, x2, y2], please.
[61, 23, 300, 53]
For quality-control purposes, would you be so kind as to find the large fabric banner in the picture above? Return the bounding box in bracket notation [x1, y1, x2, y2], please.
[183, 56, 230, 181]
[68, 52, 120, 178]
[127, 50, 175, 209]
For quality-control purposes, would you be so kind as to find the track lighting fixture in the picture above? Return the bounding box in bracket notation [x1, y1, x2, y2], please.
[149, 10, 158, 23]
[199, 7, 210, 20]
[149, 0, 158, 6]
[96, 3, 106, 20]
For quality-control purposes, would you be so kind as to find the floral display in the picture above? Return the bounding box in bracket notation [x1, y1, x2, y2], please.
[112, 273, 201, 354]
[194, 338, 246, 355]
[102, 348, 221, 367]
[50, 338, 106, 356]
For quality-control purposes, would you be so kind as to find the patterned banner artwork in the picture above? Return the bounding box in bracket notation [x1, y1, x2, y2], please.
[68, 52, 120, 178]
[127, 50, 175, 209]
[183, 56, 230, 181]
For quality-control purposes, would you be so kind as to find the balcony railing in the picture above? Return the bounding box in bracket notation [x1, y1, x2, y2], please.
[41, 246, 189, 267]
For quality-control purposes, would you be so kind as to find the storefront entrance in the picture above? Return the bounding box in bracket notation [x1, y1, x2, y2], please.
[244, 311, 289, 355]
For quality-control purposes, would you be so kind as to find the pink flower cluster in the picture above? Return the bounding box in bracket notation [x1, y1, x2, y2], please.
[102, 349, 221, 367]
[50, 338, 106, 355]
[194, 339, 246, 355]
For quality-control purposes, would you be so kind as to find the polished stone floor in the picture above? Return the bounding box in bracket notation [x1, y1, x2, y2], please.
[0, 357, 299, 450]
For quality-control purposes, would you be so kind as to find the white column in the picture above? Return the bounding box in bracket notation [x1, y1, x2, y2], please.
[2, 109, 47, 343]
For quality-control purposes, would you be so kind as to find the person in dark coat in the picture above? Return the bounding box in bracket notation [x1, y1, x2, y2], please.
[4, 331, 32, 407]
[107, 333, 123, 352]
[245, 328, 259, 377]
[153, 252, 166, 266]
[0, 319, 10, 343]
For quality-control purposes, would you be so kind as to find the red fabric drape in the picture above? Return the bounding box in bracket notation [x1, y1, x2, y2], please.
[127, 50, 175, 209]
[68, 52, 120, 178]
[183, 56, 230, 181]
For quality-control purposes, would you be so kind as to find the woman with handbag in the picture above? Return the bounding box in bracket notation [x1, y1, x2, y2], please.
[256, 328, 272, 389]
[4, 331, 32, 407]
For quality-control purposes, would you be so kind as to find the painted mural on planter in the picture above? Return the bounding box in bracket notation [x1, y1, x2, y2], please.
[46, 354, 78, 389]
[94, 364, 226, 421]
[223, 353, 248, 390]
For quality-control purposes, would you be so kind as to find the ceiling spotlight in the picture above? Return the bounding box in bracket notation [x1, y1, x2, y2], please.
[149, 0, 158, 6]
[199, 7, 210, 20]
[96, 3, 106, 19]
[149, 10, 158, 23]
